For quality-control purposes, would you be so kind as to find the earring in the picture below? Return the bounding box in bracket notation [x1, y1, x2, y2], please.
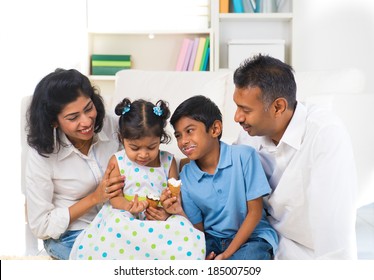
[53, 127, 57, 149]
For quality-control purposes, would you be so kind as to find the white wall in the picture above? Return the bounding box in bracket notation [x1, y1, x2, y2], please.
[293, 0, 374, 93]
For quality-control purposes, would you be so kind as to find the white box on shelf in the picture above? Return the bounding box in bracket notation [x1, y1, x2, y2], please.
[228, 39, 285, 70]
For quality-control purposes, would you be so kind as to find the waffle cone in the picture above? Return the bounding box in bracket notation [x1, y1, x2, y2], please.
[146, 197, 159, 208]
[168, 183, 180, 197]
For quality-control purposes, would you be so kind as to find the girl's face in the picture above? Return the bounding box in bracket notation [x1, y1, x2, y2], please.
[56, 95, 97, 146]
[123, 136, 161, 167]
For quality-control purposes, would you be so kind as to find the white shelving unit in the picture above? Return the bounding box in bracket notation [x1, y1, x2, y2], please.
[211, 0, 293, 70]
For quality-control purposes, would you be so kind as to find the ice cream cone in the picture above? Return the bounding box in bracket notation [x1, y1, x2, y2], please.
[146, 195, 159, 208]
[168, 178, 181, 197]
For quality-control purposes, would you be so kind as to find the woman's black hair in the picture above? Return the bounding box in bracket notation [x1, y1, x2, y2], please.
[114, 98, 171, 144]
[26, 68, 105, 156]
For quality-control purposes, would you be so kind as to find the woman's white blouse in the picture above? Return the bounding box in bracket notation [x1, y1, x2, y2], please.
[235, 102, 358, 259]
[26, 116, 120, 240]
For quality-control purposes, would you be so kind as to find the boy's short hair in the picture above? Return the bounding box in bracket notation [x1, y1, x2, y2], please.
[170, 95, 222, 139]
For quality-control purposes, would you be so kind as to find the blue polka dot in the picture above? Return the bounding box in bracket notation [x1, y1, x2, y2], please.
[108, 227, 113, 232]
[135, 246, 140, 251]
[139, 222, 145, 227]
[167, 240, 172, 245]
[178, 246, 182, 251]
[145, 253, 150, 258]
[127, 162, 132, 166]
[197, 235, 201, 240]
[135, 167, 140, 172]
[118, 156, 123, 160]
[94, 246, 99, 251]
[130, 217, 134, 221]
[168, 156, 172, 160]
[158, 234, 164, 239]
[116, 233, 122, 238]
[148, 228, 154, 233]
[126, 240, 131, 244]
[102, 252, 107, 258]
[78, 245, 83, 250]
[143, 175, 148, 179]
[180, 221, 185, 226]
[187, 251, 192, 256]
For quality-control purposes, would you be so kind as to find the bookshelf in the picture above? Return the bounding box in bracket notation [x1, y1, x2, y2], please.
[84, 0, 213, 96]
[211, 0, 294, 70]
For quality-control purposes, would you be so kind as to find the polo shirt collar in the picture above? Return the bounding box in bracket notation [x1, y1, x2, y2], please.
[190, 141, 232, 181]
[260, 102, 306, 151]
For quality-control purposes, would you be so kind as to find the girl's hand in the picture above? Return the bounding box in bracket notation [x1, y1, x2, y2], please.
[145, 206, 170, 221]
[128, 194, 148, 214]
[94, 163, 125, 204]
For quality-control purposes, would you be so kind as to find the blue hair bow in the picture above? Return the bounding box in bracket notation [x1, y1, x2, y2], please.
[122, 105, 131, 115]
[153, 106, 163, 116]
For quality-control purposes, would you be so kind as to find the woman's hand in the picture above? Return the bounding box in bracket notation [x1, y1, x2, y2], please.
[94, 163, 125, 204]
[145, 206, 170, 221]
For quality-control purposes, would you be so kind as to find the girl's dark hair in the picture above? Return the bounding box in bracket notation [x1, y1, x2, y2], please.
[170, 95, 222, 140]
[233, 54, 297, 110]
[26, 68, 105, 157]
[114, 98, 171, 144]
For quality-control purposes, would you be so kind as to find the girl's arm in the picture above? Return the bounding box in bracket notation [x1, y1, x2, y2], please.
[216, 197, 263, 260]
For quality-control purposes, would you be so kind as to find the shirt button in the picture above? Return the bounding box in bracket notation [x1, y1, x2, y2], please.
[217, 189, 222, 194]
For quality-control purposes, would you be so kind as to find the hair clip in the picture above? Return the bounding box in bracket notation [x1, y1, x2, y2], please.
[122, 105, 131, 115]
[153, 106, 163, 116]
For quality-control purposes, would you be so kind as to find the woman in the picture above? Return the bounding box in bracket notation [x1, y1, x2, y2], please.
[25, 68, 124, 259]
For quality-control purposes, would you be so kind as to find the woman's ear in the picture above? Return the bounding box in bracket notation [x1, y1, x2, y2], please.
[211, 120, 223, 138]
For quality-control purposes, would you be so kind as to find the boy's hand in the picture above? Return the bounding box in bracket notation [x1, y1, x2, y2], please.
[160, 188, 184, 216]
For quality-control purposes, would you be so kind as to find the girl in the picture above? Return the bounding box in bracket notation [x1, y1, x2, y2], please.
[70, 98, 205, 260]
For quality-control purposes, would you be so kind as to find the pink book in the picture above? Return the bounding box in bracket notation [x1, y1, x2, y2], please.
[175, 38, 190, 71]
[187, 38, 200, 71]
[182, 39, 194, 71]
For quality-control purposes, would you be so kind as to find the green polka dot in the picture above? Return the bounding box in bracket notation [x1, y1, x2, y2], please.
[87, 234, 92, 238]
[142, 238, 147, 243]
[129, 255, 134, 260]
[162, 250, 166, 255]
[124, 225, 129, 230]
[184, 237, 189, 242]
[115, 218, 120, 223]
[175, 230, 180, 235]
[100, 236, 105, 242]
[136, 182, 141, 187]
[151, 244, 156, 249]
[165, 224, 170, 229]
[150, 168, 155, 173]
[162, 183, 167, 187]
[119, 248, 125, 254]
[88, 256, 93, 260]
[110, 242, 115, 248]
[132, 231, 137, 236]
[120, 169, 125, 174]
[170, 255, 176, 260]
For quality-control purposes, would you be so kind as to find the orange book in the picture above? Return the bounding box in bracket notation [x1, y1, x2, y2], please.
[220, 0, 229, 13]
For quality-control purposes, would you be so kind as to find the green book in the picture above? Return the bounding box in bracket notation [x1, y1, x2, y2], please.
[91, 54, 131, 61]
[91, 66, 131, 76]
[91, 60, 131, 67]
[199, 37, 210, 71]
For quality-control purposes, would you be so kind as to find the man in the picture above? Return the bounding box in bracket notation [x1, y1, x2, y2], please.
[233, 54, 357, 259]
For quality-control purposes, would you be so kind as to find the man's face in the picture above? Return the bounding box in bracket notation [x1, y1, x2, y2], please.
[233, 86, 275, 137]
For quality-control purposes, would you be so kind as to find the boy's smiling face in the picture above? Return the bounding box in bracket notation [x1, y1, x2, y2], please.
[173, 116, 221, 162]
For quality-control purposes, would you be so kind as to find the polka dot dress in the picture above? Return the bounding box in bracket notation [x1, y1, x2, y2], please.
[70, 204, 206, 260]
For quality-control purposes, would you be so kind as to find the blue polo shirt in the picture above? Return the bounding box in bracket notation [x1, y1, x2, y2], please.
[180, 141, 278, 253]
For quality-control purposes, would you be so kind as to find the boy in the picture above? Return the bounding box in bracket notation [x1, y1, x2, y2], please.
[161, 95, 278, 260]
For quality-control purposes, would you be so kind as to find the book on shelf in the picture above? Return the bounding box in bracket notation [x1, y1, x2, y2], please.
[201, 47, 210, 71]
[243, 0, 255, 13]
[91, 66, 131, 76]
[232, 0, 244, 13]
[91, 60, 131, 67]
[199, 37, 210, 71]
[91, 54, 131, 61]
[220, 0, 229, 13]
[193, 37, 207, 71]
[182, 39, 194, 71]
[175, 38, 191, 71]
[187, 38, 200, 71]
